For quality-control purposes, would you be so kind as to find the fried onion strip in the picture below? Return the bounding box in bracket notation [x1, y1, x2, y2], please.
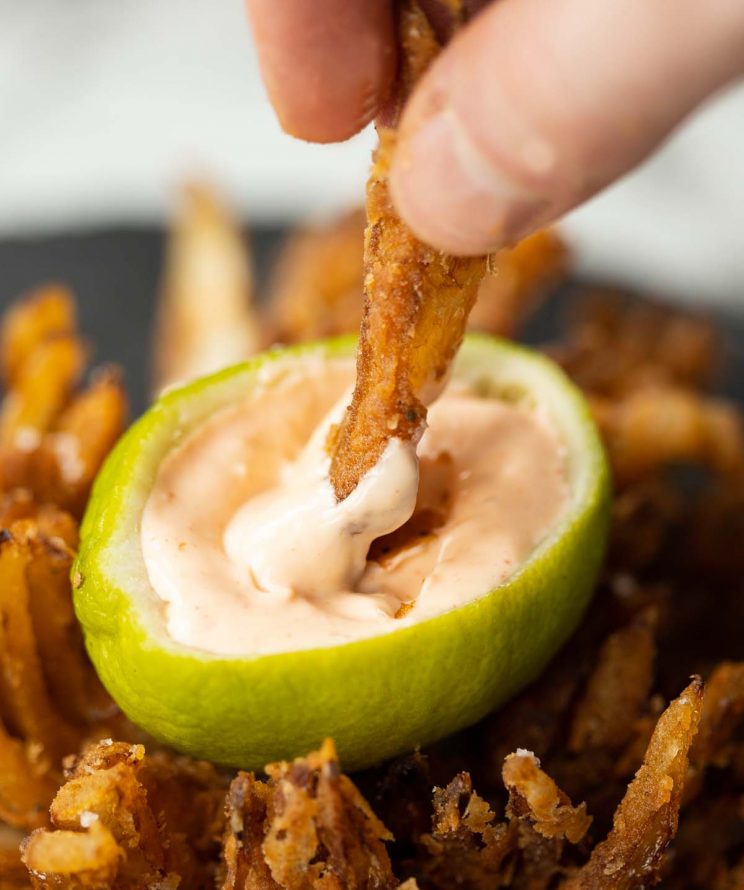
[0, 529, 81, 768]
[564, 677, 703, 889]
[328, 1, 487, 500]
[222, 738, 397, 889]
[0, 286, 76, 388]
[34, 367, 128, 516]
[568, 609, 657, 754]
[24, 530, 113, 727]
[502, 751, 592, 844]
[0, 721, 57, 831]
[0, 336, 85, 450]
[22, 820, 121, 890]
[153, 182, 261, 395]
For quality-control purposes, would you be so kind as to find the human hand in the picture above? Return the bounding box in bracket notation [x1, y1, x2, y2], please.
[246, 0, 744, 256]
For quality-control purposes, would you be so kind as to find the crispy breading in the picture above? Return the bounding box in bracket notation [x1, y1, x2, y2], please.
[0, 292, 126, 515]
[22, 739, 396, 890]
[33, 367, 128, 517]
[502, 752, 591, 890]
[22, 820, 120, 890]
[0, 530, 82, 769]
[0, 515, 120, 833]
[568, 609, 657, 754]
[21, 525, 113, 727]
[328, 2, 487, 500]
[563, 678, 703, 889]
[0, 490, 79, 550]
[0, 286, 76, 388]
[27, 740, 226, 890]
[138, 751, 227, 876]
[222, 772, 278, 889]
[503, 752, 591, 845]
[153, 181, 261, 394]
[0, 336, 85, 450]
[5, 199, 744, 890]
[417, 772, 516, 889]
[223, 738, 397, 889]
[685, 662, 744, 801]
[415, 754, 591, 889]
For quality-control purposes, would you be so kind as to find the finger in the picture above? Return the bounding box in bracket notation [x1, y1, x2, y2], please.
[390, 0, 744, 255]
[245, 0, 395, 143]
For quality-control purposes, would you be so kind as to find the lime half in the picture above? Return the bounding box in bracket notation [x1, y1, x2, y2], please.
[74, 335, 610, 770]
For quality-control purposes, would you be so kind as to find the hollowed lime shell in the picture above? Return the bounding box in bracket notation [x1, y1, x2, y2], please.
[75, 335, 610, 770]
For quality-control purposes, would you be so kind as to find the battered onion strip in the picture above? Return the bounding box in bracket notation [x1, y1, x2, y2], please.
[329, 1, 488, 500]
[0, 529, 81, 767]
[153, 182, 261, 395]
[564, 678, 703, 889]
[502, 751, 592, 844]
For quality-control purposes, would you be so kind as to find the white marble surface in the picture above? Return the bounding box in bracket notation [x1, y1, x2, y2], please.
[0, 0, 742, 309]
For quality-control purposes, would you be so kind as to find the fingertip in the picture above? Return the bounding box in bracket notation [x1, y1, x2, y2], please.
[271, 73, 385, 144]
[246, 0, 395, 143]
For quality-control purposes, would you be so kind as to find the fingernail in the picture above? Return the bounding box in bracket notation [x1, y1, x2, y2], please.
[390, 107, 549, 255]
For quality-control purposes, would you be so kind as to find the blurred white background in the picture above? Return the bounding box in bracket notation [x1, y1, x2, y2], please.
[0, 0, 743, 309]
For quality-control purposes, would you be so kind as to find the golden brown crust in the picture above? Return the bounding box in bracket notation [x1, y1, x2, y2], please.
[328, 3, 487, 500]
[32, 367, 129, 518]
[502, 752, 592, 845]
[568, 609, 657, 754]
[0, 291, 127, 518]
[24, 740, 227, 889]
[223, 738, 397, 889]
[0, 336, 86, 450]
[0, 286, 77, 388]
[23, 820, 121, 889]
[0, 531, 81, 771]
[11, 683, 709, 889]
[416, 772, 516, 888]
[563, 678, 703, 889]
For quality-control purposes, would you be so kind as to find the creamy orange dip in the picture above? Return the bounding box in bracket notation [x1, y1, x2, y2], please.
[140, 359, 568, 655]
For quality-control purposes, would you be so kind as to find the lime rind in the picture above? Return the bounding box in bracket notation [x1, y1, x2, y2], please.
[75, 336, 610, 770]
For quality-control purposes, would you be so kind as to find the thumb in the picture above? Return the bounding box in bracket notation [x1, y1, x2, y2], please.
[390, 0, 744, 255]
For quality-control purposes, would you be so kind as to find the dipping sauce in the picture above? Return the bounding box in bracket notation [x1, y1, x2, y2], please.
[140, 358, 568, 655]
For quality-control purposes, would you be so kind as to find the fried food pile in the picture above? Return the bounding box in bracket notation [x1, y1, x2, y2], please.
[2, 214, 744, 886]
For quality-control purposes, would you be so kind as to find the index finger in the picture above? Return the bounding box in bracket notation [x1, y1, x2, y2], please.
[245, 0, 395, 143]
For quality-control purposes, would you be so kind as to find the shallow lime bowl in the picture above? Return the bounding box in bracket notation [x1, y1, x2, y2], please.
[74, 335, 610, 770]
